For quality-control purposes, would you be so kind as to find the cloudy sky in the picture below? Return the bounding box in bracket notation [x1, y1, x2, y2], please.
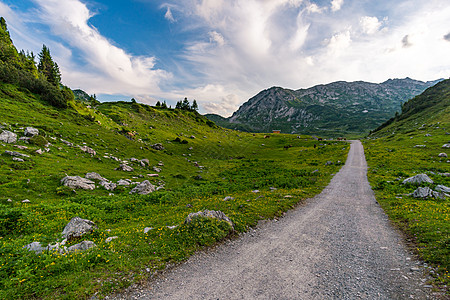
[1, 0, 450, 116]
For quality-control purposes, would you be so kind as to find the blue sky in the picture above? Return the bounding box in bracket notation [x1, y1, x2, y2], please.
[1, 0, 450, 116]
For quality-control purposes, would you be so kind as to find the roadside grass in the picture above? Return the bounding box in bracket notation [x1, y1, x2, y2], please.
[364, 119, 450, 289]
[0, 84, 349, 299]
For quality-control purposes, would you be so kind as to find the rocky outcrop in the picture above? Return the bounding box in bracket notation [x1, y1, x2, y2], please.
[151, 143, 164, 151]
[411, 187, 446, 199]
[100, 180, 116, 191]
[61, 216, 98, 240]
[129, 180, 155, 195]
[185, 210, 234, 228]
[435, 185, 450, 193]
[80, 146, 96, 155]
[5, 150, 29, 158]
[61, 176, 95, 190]
[67, 241, 96, 252]
[85, 172, 107, 182]
[0, 130, 17, 143]
[402, 174, 434, 185]
[116, 164, 134, 172]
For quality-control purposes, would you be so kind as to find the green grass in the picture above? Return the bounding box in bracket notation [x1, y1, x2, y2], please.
[0, 83, 349, 299]
[364, 94, 450, 289]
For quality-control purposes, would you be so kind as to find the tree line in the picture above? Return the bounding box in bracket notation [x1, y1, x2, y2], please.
[155, 97, 198, 111]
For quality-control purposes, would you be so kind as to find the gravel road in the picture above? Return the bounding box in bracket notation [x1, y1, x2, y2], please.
[115, 140, 436, 299]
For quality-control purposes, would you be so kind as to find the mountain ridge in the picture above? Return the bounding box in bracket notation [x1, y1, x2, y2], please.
[207, 78, 443, 137]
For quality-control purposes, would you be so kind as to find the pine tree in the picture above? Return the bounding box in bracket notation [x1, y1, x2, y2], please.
[191, 99, 198, 111]
[182, 97, 190, 110]
[155, 101, 161, 107]
[175, 100, 182, 109]
[161, 101, 167, 109]
[38, 45, 61, 86]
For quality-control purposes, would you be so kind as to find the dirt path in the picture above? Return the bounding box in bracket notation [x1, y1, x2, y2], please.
[118, 140, 433, 299]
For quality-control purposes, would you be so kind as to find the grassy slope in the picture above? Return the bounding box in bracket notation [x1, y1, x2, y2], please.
[363, 79, 450, 290]
[0, 83, 349, 299]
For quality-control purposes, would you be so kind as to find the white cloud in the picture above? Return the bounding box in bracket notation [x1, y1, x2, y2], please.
[164, 7, 175, 22]
[209, 31, 225, 46]
[331, 0, 344, 12]
[359, 16, 383, 35]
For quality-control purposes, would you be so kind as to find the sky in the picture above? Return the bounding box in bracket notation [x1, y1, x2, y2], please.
[1, 0, 450, 116]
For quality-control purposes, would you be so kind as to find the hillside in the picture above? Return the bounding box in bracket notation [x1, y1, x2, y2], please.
[363, 79, 450, 290]
[206, 79, 441, 137]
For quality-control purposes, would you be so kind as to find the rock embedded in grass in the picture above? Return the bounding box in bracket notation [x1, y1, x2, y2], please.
[184, 210, 234, 228]
[0, 130, 17, 143]
[116, 164, 134, 172]
[85, 172, 107, 181]
[435, 185, 450, 193]
[438, 153, 448, 158]
[402, 174, 434, 185]
[62, 216, 98, 240]
[442, 144, 450, 148]
[61, 176, 96, 190]
[129, 180, 156, 195]
[411, 187, 446, 199]
[24, 127, 39, 137]
[67, 241, 96, 252]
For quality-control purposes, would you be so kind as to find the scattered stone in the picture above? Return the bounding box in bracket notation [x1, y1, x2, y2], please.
[141, 158, 150, 165]
[167, 225, 178, 230]
[284, 195, 293, 198]
[185, 210, 234, 228]
[438, 153, 448, 158]
[18, 137, 30, 143]
[105, 236, 118, 243]
[435, 185, 450, 193]
[7, 199, 12, 202]
[62, 216, 98, 240]
[157, 162, 164, 166]
[269, 187, 277, 191]
[22, 199, 30, 203]
[35, 148, 43, 155]
[0, 130, 17, 143]
[60, 139, 74, 147]
[414, 145, 426, 148]
[325, 161, 334, 165]
[252, 190, 260, 193]
[115, 164, 134, 172]
[12, 157, 24, 162]
[402, 174, 434, 185]
[442, 144, 450, 148]
[61, 176, 95, 190]
[80, 146, 96, 155]
[194, 175, 203, 180]
[152, 167, 162, 173]
[424, 134, 432, 137]
[14, 145, 28, 150]
[223, 196, 234, 201]
[117, 179, 131, 186]
[144, 227, 154, 234]
[85, 172, 107, 182]
[67, 241, 96, 252]
[100, 181, 116, 191]
[129, 180, 156, 195]
[146, 174, 159, 178]
[24, 127, 39, 137]
[4, 150, 29, 157]
[151, 143, 165, 151]
[411, 187, 445, 199]
[130, 157, 139, 162]
[190, 135, 196, 139]
[23, 241, 46, 254]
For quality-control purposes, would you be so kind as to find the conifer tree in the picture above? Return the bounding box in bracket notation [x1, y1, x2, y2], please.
[191, 99, 198, 111]
[38, 45, 61, 86]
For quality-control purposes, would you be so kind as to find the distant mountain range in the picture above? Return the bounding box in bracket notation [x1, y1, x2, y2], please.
[206, 78, 443, 137]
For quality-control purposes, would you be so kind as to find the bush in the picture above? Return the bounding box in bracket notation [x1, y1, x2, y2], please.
[29, 135, 48, 147]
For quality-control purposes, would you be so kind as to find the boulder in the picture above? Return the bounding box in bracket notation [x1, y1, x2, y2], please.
[13, 157, 24, 162]
[100, 180, 116, 191]
[129, 180, 155, 195]
[435, 185, 450, 193]
[411, 187, 446, 199]
[67, 241, 96, 252]
[442, 144, 450, 148]
[62, 216, 98, 240]
[0, 130, 17, 143]
[151, 143, 165, 151]
[80, 145, 96, 155]
[141, 158, 150, 165]
[223, 196, 234, 201]
[105, 236, 118, 243]
[115, 164, 134, 172]
[61, 176, 95, 190]
[152, 167, 162, 173]
[23, 242, 46, 254]
[117, 179, 131, 186]
[438, 153, 448, 158]
[402, 174, 434, 185]
[24, 127, 39, 137]
[85, 172, 107, 182]
[185, 210, 234, 228]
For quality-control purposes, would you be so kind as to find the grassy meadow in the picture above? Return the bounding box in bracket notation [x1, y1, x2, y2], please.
[0, 83, 349, 299]
[364, 90, 450, 289]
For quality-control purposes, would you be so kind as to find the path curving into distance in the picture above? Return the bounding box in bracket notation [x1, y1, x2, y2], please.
[119, 140, 432, 299]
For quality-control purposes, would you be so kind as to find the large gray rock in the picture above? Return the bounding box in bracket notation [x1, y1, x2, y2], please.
[23, 241, 46, 254]
[442, 144, 450, 148]
[61, 176, 95, 190]
[117, 179, 131, 186]
[435, 185, 450, 193]
[402, 174, 434, 185]
[85, 172, 107, 182]
[411, 187, 446, 199]
[62, 216, 98, 240]
[185, 210, 234, 228]
[438, 153, 448, 158]
[0, 130, 17, 143]
[100, 180, 117, 191]
[23, 241, 67, 254]
[129, 180, 155, 195]
[115, 164, 134, 172]
[24, 127, 39, 137]
[67, 241, 96, 252]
